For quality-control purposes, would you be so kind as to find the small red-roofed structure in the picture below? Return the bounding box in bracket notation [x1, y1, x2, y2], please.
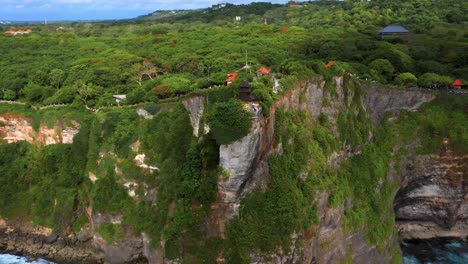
[4, 29, 32, 35]
[257, 67, 271, 76]
[453, 79, 463, 87]
[290, 3, 304, 8]
[326, 60, 334, 68]
[226, 72, 238, 85]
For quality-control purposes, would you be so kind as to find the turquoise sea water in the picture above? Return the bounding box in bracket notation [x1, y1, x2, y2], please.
[0, 254, 54, 264]
[402, 237, 468, 264]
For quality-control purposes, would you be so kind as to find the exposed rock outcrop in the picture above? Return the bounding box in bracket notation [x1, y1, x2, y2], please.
[207, 76, 432, 262]
[394, 139, 468, 240]
[137, 109, 154, 120]
[218, 116, 267, 219]
[93, 233, 147, 264]
[0, 113, 80, 145]
[182, 95, 205, 137]
[362, 87, 435, 125]
[1, 76, 442, 264]
[134, 153, 159, 173]
[0, 219, 99, 263]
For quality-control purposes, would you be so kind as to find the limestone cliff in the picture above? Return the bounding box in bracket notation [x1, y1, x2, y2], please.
[202, 76, 436, 263]
[362, 87, 435, 125]
[0, 113, 80, 145]
[394, 139, 468, 240]
[2, 76, 463, 264]
[182, 95, 205, 137]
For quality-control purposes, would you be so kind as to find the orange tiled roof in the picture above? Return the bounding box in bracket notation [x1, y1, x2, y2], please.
[226, 72, 238, 82]
[257, 67, 270, 75]
[4, 29, 32, 35]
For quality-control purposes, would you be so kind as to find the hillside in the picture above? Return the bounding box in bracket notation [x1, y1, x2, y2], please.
[0, 1, 467, 263]
[1, 75, 466, 263]
[0, 0, 467, 108]
[139, 2, 281, 24]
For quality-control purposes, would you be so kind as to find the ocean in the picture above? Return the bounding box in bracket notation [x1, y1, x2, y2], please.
[0, 254, 54, 264]
[401, 237, 468, 264]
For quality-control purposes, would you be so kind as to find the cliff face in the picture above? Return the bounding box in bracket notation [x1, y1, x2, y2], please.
[394, 139, 468, 240]
[1, 76, 454, 264]
[362, 87, 435, 125]
[204, 77, 436, 263]
[364, 88, 468, 240]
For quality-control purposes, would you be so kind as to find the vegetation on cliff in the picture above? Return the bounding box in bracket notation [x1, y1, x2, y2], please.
[206, 99, 252, 145]
[0, 75, 466, 263]
[0, 1, 467, 263]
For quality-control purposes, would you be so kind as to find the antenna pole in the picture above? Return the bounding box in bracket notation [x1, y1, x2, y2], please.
[245, 50, 251, 74]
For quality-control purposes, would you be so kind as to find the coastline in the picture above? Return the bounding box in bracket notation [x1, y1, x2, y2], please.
[0, 226, 101, 264]
[397, 221, 468, 240]
[401, 237, 468, 264]
[0, 253, 54, 263]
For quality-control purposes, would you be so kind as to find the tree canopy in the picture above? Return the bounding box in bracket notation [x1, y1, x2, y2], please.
[0, 0, 466, 105]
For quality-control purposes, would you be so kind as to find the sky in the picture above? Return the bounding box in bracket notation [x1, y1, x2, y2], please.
[0, 0, 288, 21]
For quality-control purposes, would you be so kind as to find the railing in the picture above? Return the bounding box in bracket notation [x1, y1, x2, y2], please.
[0, 100, 26, 105]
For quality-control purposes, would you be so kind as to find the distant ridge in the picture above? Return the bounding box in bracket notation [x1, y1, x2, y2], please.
[137, 2, 283, 23]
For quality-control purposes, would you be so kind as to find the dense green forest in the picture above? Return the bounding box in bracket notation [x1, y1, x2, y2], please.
[0, 1, 467, 263]
[0, 0, 466, 106]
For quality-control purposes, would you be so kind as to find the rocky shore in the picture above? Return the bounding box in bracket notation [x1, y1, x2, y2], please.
[0, 227, 100, 264]
[0, 219, 150, 264]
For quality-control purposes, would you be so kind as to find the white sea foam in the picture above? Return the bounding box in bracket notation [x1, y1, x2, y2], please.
[0, 254, 54, 264]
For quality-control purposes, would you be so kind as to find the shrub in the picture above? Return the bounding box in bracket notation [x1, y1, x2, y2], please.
[206, 99, 252, 145]
[91, 169, 132, 213]
[153, 84, 172, 99]
[369, 59, 394, 83]
[126, 87, 147, 104]
[205, 86, 236, 103]
[143, 104, 160, 115]
[95, 224, 125, 244]
[395, 72, 417, 86]
[43, 86, 76, 104]
[161, 76, 192, 95]
[22, 82, 55, 103]
[0, 142, 31, 217]
[3, 89, 16, 100]
[278, 75, 299, 91]
[417, 72, 452, 87]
